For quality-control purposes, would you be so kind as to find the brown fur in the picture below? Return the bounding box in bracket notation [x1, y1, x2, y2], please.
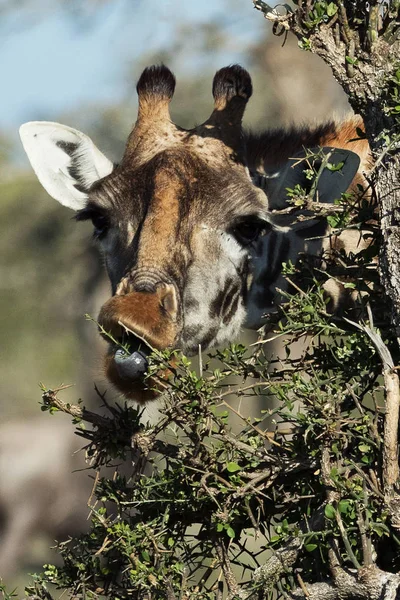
[99, 284, 178, 350]
[245, 115, 371, 176]
[136, 171, 181, 267]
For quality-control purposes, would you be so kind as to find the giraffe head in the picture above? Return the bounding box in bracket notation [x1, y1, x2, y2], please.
[20, 65, 272, 400]
[20, 65, 361, 401]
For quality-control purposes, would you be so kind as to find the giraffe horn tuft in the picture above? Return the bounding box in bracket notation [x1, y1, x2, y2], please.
[212, 64, 253, 113]
[136, 64, 176, 122]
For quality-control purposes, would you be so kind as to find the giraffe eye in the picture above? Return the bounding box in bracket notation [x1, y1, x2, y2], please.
[75, 206, 110, 239]
[231, 218, 270, 246]
[91, 213, 109, 239]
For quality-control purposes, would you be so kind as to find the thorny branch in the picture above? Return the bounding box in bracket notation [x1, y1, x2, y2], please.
[344, 314, 400, 495]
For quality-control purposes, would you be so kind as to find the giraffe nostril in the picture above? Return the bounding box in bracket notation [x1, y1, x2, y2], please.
[159, 284, 178, 320]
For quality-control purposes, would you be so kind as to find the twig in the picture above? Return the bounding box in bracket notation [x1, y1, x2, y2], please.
[296, 572, 310, 597]
[41, 386, 110, 428]
[220, 399, 283, 448]
[214, 540, 240, 600]
[334, 508, 361, 569]
[343, 315, 400, 492]
[357, 481, 374, 567]
[198, 344, 203, 378]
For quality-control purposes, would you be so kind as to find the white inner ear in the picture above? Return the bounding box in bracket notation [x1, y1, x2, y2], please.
[19, 121, 114, 211]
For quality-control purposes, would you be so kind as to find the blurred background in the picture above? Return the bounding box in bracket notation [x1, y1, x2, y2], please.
[0, 0, 350, 589]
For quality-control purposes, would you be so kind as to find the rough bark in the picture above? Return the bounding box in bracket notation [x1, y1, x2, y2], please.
[379, 155, 400, 341]
[289, 567, 400, 600]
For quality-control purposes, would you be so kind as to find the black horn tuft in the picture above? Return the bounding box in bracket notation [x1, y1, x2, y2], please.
[212, 65, 253, 105]
[136, 65, 176, 101]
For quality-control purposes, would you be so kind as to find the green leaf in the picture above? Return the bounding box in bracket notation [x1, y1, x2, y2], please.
[226, 526, 235, 538]
[226, 462, 241, 473]
[371, 522, 390, 537]
[327, 215, 340, 227]
[330, 468, 339, 483]
[326, 3, 337, 16]
[358, 443, 371, 453]
[327, 161, 344, 172]
[305, 543, 318, 552]
[141, 550, 150, 562]
[216, 523, 224, 532]
[338, 500, 350, 514]
[325, 504, 336, 520]
[303, 306, 315, 313]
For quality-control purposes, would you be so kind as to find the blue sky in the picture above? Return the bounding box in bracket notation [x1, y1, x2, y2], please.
[1, 0, 268, 132]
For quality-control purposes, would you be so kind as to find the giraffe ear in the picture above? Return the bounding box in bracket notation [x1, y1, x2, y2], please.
[260, 148, 360, 210]
[19, 121, 114, 211]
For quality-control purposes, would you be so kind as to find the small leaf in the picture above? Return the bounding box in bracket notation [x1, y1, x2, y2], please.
[325, 504, 336, 520]
[326, 3, 337, 16]
[303, 306, 315, 313]
[226, 526, 235, 539]
[327, 161, 344, 172]
[305, 543, 318, 552]
[226, 462, 241, 473]
[358, 443, 371, 453]
[338, 500, 350, 514]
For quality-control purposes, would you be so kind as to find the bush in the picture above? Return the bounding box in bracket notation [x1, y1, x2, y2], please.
[22, 184, 400, 599]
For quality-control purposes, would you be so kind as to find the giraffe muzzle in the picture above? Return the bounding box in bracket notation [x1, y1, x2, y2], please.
[97, 283, 179, 401]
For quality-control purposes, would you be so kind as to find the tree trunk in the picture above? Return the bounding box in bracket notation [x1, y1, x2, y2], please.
[378, 155, 400, 341]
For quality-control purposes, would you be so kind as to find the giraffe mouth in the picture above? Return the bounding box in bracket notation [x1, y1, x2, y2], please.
[112, 333, 153, 382]
[104, 332, 173, 403]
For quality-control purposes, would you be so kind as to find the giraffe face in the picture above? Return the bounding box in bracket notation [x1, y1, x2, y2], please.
[20, 65, 271, 400]
[80, 146, 270, 400]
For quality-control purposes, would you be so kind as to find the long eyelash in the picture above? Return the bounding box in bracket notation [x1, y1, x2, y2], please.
[75, 207, 99, 222]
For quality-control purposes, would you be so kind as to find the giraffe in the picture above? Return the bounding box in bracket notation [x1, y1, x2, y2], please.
[20, 65, 370, 402]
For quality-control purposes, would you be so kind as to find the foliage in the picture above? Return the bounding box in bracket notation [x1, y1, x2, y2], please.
[20, 178, 400, 599]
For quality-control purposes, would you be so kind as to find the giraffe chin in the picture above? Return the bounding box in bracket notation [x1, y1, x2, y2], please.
[104, 351, 170, 404]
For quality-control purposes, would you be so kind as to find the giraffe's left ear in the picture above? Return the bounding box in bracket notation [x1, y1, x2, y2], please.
[19, 121, 114, 211]
[260, 148, 361, 211]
